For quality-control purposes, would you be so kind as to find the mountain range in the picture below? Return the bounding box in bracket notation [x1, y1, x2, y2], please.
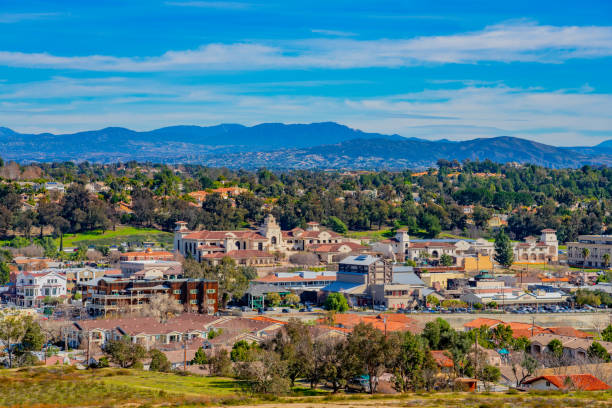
[1, 122, 611, 169]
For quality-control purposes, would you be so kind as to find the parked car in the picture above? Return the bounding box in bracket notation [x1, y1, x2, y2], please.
[282, 308, 290, 313]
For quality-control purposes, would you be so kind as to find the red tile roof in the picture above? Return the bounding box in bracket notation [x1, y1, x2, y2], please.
[524, 374, 610, 391]
[431, 350, 454, 368]
[254, 273, 335, 283]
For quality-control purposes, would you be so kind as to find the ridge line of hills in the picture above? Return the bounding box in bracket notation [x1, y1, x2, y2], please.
[1, 122, 611, 169]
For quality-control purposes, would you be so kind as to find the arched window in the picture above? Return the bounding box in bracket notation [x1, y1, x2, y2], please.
[236, 242, 241, 250]
[271, 236, 277, 245]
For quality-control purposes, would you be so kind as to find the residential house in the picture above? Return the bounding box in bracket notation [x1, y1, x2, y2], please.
[530, 334, 612, 361]
[567, 235, 612, 268]
[522, 374, 610, 391]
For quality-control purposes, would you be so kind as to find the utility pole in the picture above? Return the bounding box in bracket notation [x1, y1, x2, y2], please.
[183, 332, 187, 371]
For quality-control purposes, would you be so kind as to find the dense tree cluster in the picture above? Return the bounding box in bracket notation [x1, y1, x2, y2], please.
[1, 158, 611, 244]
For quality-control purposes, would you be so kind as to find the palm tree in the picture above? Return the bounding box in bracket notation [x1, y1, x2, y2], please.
[582, 247, 591, 272]
[603, 253, 610, 271]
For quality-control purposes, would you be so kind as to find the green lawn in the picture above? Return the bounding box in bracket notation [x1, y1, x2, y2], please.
[56, 225, 172, 247]
[99, 369, 240, 396]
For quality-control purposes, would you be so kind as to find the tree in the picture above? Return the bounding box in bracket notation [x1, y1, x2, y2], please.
[208, 348, 233, 377]
[426, 294, 440, 307]
[191, 347, 208, 365]
[141, 293, 183, 322]
[602, 324, 612, 342]
[283, 293, 300, 305]
[266, 292, 281, 307]
[0, 311, 31, 368]
[588, 341, 611, 362]
[547, 339, 564, 360]
[270, 319, 313, 387]
[327, 216, 348, 234]
[582, 247, 591, 270]
[479, 364, 500, 391]
[103, 337, 147, 368]
[346, 323, 389, 394]
[20, 319, 45, 353]
[149, 349, 171, 372]
[239, 349, 290, 395]
[288, 252, 319, 266]
[391, 331, 435, 392]
[231, 340, 258, 362]
[510, 352, 538, 387]
[324, 293, 349, 312]
[439, 254, 453, 267]
[0, 261, 9, 285]
[494, 229, 514, 268]
[491, 324, 513, 349]
[603, 253, 610, 270]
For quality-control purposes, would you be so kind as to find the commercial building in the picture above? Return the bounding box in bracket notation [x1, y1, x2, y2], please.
[85, 277, 218, 316]
[567, 235, 612, 268]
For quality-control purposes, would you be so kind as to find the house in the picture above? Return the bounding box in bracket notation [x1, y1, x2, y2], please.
[522, 374, 610, 391]
[463, 318, 591, 339]
[530, 334, 612, 361]
[321, 313, 422, 334]
[15, 270, 67, 307]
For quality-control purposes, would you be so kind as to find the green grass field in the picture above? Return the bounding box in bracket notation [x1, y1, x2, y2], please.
[56, 225, 173, 248]
[1, 366, 611, 408]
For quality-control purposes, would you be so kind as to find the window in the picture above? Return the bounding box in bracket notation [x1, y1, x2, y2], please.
[206, 289, 216, 294]
[207, 299, 215, 304]
[190, 299, 198, 304]
[173, 289, 181, 294]
[190, 289, 198, 294]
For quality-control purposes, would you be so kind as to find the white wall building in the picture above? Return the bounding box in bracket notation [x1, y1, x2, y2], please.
[16, 270, 67, 307]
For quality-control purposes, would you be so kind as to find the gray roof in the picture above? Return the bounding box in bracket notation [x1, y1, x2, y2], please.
[246, 283, 288, 297]
[339, 254, 380, 266]
[321, 281, 364, 293]
[392, 272, 425, 286]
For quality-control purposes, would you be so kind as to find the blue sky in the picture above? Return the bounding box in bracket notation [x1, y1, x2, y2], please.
[0, 0, 611, 146]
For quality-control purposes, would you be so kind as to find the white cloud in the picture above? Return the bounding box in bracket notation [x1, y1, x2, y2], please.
[164, 1, 250, 9]
[310, 29, 357, 37]
[0, 22, 610, 71]
[0, 77, 610, 146]
[0, 12, 63, 23]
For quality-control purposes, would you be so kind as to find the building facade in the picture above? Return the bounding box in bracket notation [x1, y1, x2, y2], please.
[86, 277, 218, 316]
[15, 270, 67, 307]
[567, 235, 612, 268]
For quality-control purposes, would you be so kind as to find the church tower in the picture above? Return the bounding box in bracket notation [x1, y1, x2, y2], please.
[259, 214, 282, 250]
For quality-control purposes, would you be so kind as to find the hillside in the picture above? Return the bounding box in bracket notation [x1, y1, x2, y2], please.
[0, 123, 610, 169]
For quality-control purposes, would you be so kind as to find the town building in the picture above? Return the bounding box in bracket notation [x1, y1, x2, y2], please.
[567, 235, 612, 268]
[85, 277, 218, 316]
[119, 250, 175, 262]
[119, 260, 183, 279]
[174, 215, 351, 262]
[252, 271, 336, 290]
[370, 229, 558, 265]
[14, 270, 67, 307]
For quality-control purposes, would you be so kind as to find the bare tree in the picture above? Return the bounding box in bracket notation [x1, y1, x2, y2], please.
[510, 351, 538, 387]
[289, 252, 319, 266]
[87, 250, 103, 262]
[141, 293, 183, 322]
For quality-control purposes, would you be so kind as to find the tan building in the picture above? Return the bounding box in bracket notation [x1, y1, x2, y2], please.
[567, 235, 612, 268]
[174, 215, 349, 261]
[513, 229, 558, 263]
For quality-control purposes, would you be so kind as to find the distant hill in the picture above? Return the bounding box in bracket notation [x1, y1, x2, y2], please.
[0, 122, 610, 169]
